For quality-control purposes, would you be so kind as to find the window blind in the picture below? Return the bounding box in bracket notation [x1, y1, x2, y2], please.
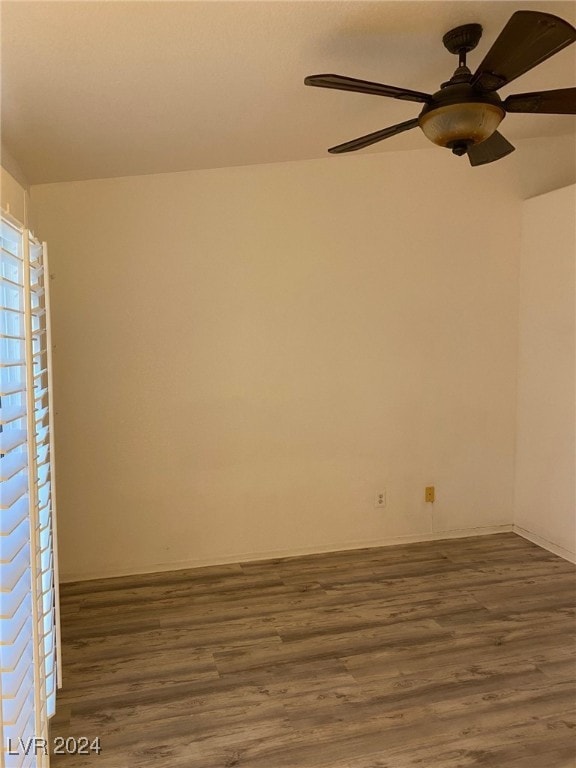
[1, 213, 60, 768]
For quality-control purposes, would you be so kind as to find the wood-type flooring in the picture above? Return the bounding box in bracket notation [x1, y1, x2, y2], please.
[50, 533, 576, 768]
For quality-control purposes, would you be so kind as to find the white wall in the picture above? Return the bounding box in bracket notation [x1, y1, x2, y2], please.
[514, 184, 576, 561]
[31, 148, 521, 581]
[1, 164, 29, 225]
[512, 134, 576, 201]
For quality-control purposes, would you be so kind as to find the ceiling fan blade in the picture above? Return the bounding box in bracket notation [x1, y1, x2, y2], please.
[467, 132, 515, 166]
[471, 11, 576, 92]
[504, 87, 576, 114]
[328, 118, 420, 154]
[305, 74, 431, 104]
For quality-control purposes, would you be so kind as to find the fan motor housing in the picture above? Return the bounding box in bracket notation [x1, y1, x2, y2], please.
[418, 83, 505, 153]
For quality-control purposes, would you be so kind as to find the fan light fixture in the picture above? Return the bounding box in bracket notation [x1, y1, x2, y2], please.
[419, 101, 505, 154]
[416, 24, 507, 155]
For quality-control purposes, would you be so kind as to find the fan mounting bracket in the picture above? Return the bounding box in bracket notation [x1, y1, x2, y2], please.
[442, 24, 483, 55]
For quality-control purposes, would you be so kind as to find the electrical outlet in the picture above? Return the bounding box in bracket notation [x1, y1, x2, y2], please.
[425, 486, 435, 503]
[375, 490, 386, 508]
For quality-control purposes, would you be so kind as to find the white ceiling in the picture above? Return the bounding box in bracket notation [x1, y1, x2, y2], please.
[2, 0, 575, 185]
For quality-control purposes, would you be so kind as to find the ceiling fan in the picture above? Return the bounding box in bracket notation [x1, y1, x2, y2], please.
[305, 10, 576, 165]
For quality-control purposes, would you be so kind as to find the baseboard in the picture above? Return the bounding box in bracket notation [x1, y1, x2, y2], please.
[513, 524, 576, 564]
[59, 523, 513, 583]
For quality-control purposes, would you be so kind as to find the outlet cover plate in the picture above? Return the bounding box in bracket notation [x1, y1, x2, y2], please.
[375, 490, 387, 508]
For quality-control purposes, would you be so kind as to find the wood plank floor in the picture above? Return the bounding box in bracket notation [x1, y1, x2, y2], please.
[51, 533, 576, 768]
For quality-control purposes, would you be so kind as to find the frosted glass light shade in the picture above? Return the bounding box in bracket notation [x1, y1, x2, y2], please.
[419, 102, 505, 147]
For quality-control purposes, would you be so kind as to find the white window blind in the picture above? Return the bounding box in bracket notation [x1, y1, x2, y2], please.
[1, 212, 60, 768]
